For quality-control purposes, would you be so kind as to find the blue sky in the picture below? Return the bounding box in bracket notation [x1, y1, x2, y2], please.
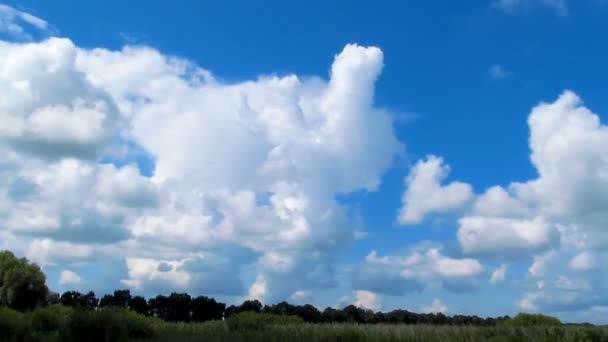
[1, 0, 608, 323]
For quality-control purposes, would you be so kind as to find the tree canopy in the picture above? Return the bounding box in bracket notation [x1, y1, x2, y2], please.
[0, 250, 49, 311]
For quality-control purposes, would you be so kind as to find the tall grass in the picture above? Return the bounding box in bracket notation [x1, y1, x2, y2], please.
[1, 305, 607, 341]
[150, 323, 608, 342]
[149, 314, 608, 342]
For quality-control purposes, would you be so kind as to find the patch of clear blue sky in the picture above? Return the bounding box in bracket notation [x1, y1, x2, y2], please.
[7, 0, 608, 318]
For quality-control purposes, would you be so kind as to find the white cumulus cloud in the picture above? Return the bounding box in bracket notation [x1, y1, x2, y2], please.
[433, 91, 608, 262]
[421, 299, 447, 314]
[58, 269, 82, 285]
[0, 38, 123, 160]
[398, 155, 473, 224]
[353, 290, 382, 311]
[569, 252, 595, 271]
[0, 37, 404, 303]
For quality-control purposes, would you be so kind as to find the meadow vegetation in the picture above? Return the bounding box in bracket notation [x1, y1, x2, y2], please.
[2, 307, 607, 341]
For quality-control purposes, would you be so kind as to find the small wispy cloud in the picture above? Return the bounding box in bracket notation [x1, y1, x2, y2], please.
[118, 32, 145, 45]
[490, 264, 508, 284]
[490, 64, 513, 79]
[58, 269, 82, 285]
[0, 3, 50, 40]
[493, 0, 568, 16]
[354, 229, 371, 240]
[421, 299, 448, 314]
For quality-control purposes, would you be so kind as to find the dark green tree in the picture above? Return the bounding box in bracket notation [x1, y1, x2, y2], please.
[239, 299, 262, 313]
[99, 289, 132, 308]
[343, 304, 364, 323]
[60, 290, 97, 309]
[0, 250, 49, 311]
[148, 295, 170, 320]
[166, 292, 192, 322]
[321, 307, 347, 323]
[266, 301, 296, 316]
[149, 293, 192, 322]
[46, 291, 60, 305]
[296, 304, 322, 323]
[224, 304, 238, 319]
[99, 294, 113, 308]
[191, 296, 226, 321]
[82, 291, 99, 309]
[112, 289, 132, 308]
[128, 295, 150, 316]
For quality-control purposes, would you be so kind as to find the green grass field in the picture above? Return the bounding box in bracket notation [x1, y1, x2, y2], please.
[150, 321, 608, 342]
[2, 305, 607, 342]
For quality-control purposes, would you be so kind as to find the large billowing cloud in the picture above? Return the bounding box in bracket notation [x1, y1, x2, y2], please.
[395, 91, 608, 315]
[502, 92, 608, 314]
[400, 91, 608, 254]
[3, 6, 608, 320]
[462, 92, 608, 255]
[0, 36, 403, 300]
[514, 92, 608, 248]
[0, 38, 123, 160]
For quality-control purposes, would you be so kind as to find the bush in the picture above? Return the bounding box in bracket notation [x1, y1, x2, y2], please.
[30, 304, 73, 333]
[0, 306, 29, 340]
[64, 308, 127, 342]
[500, 313, 562, 327]
[121, 309, 158, 338]
[226, 311, 304, 331]
[63, 307, 156, 341]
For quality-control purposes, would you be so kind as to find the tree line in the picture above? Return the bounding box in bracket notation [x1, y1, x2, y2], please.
[49, 289, 508, 326]
[2, 249, 529, 326]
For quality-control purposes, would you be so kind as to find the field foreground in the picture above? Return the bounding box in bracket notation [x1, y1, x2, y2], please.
[153, 321, 608, 342]
[2, 305, 607, 342]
